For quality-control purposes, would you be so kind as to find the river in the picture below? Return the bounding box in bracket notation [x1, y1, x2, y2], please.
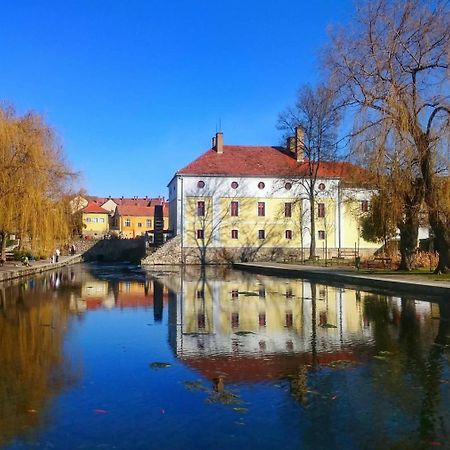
[0, 263, 449, 449]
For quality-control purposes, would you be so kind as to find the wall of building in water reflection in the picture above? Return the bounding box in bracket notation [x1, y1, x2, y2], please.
[166, 269, 439, 361]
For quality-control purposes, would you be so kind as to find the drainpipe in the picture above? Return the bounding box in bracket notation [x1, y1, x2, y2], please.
[338, 182, 342, 256]
[180, 176, 184, 265]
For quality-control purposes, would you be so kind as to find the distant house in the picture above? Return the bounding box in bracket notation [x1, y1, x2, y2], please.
[81, 202, 110, 238]
[112, 198, 170, 242]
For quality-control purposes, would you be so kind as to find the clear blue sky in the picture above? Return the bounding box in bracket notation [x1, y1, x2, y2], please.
[0, 0, 354, 198]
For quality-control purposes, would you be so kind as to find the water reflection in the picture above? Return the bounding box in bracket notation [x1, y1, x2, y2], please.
[150, 266, 450, 448]
[154, 267, 439, 378]
[0, 273, 79, 448]
[0, 264, 449, 449]
[70, 266, 169, 317]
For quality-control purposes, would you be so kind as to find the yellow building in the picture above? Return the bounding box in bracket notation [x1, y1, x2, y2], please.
[168, 131, 379, 261]
[81, 202, 109, 238]
[114, 202, 169, 240]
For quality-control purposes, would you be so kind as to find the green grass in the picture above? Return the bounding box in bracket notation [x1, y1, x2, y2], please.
[284, 260, 450, 281]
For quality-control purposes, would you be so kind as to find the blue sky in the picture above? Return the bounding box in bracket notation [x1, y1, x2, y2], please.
[0, 0, 354, 197]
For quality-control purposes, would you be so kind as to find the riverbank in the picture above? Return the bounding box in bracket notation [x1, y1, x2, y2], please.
[0, 255, 82, 282]
[234, 261, 450, 298]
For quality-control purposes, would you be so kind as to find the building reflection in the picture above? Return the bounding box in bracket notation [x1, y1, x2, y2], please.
[155, 267, 440, 383]
[70, 275, 169, 315]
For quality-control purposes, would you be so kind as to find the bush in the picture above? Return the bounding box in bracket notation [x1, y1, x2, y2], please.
[412, 251, 439, 269]
[13, 249, 33, 261]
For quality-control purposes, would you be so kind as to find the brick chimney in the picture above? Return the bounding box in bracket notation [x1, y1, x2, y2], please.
[286, 136, 295, 154]
[215, 132, 223, 154]
[295, 126, 304, 162]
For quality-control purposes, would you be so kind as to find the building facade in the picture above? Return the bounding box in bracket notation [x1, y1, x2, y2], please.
[168, 132, 379, 262]
[73, 195, 169, 242]
[81, 202, 110, 238]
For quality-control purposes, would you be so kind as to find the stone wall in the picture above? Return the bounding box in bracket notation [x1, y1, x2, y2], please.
[82, 237, 146, 263]
[70, 239, 97, 255]
[141, 237, 378, 265]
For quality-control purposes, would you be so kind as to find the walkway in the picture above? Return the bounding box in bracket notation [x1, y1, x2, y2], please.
[234, 262, 450, 298]
[0, 254, 82, 283]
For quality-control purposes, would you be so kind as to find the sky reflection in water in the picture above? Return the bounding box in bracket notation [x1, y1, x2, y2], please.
[0, 263, 449, 449]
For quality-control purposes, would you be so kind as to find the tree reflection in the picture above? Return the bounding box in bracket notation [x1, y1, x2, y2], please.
[0, 279, 77, 447]
[418, 300, 450, 444]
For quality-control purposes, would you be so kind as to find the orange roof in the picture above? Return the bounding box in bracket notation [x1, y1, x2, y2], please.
[116, 202, 169, 217]
[116, 205, 153, 217]
[177, 146, 362, 179]
[84, 196, 167, 207]
[82, 202, 109, 214]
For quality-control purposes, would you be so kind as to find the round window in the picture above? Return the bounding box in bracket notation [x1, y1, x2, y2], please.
[197, 180, 205, 189]
[318, 183, 326, 191]
[285, 182, 292, 190]
[258, 182, 265, 189]
[231, 181, 239, 189]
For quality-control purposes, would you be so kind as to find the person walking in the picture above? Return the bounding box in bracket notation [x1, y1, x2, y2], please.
[55, 248, 60, 263]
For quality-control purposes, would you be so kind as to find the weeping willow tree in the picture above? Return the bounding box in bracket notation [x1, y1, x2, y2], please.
[326, 0, 450, 272]
[353, 127, 424, 270]
[0, 106, 77, 260]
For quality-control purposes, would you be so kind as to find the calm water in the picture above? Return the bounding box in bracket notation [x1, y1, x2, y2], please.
[0, 263, 449, 450]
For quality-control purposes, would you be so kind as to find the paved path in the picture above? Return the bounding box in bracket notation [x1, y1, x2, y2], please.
[0, 255, 82, 283]
[234, 262, 450, 298]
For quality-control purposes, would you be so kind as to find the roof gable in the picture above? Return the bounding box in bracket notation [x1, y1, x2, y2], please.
[82, 202, 110, 214]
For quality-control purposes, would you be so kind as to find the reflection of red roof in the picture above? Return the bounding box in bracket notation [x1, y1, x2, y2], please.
[85, 297, 105, 310]
[116, 293, 168, 308]
[182, 351, 358, 383]
[178, 146, 363, 179]
[82, 202, 109, 214]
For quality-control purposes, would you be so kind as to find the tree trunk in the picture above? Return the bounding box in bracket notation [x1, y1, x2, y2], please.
[0, 231, 6, 261]
[429, 211, 450, 273]
[420, 139, 450, 273]
[397, 212, 419, 271]
[309, 198, 316, 259]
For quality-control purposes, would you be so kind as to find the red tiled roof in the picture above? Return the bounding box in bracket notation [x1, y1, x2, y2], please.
[116, 205, 153, 217]
[177, 146, 363, 179]
[84, 196, 167, 207]
[116, 202, 169, 217]
[82, 202, 109, 214]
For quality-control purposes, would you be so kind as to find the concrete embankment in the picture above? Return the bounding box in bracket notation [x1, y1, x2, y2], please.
[0, 255, 82, 283]
[234, 262, 450, 298]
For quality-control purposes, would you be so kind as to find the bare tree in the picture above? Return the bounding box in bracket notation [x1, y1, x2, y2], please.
[278, 83, 341, 259]
[327, 0, 450, 271]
